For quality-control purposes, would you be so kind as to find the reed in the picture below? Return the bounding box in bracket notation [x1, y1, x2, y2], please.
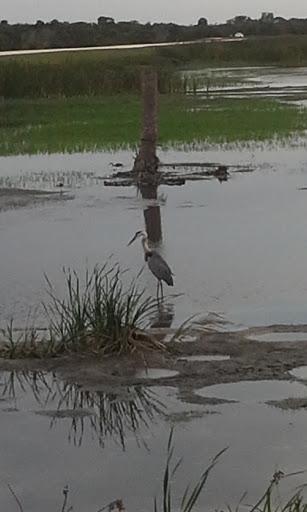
[0, 264, 165, 357]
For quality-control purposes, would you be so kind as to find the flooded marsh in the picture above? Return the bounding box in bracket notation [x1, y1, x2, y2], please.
[2, 67, 307, 156]
[2, 141, 307, 331]
[2, 66, 307, 510]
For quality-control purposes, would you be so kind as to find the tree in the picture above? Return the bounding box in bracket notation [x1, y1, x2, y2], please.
[97, 16, 114, 25]
[197, 17, 208, 26]
[227, 15, 251, 24]
[261, 12, 274, 23]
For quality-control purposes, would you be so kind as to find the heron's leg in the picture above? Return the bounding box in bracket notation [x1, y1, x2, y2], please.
[156, 280, 160, 299]
[160, 281, 164, 300]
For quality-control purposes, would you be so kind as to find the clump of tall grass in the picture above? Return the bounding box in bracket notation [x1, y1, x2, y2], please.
[0, 263, 166, 358]
[0, 54, 183, 98]
[0, 312, 58, 358]
[44, 264, 164, 355]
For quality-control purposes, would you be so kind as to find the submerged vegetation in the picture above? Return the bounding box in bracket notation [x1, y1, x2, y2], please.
[0, 264, 166, 358]
[1, 95, 307, 155]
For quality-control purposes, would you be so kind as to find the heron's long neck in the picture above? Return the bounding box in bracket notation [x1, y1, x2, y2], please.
[141, 236, 150, 253]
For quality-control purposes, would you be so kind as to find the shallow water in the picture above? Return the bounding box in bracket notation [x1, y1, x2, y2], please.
[195, 380, 307, 403]
[134, 368, 179, 379]
[247, 332, 307, 342]
[192, 66, 307, 104]
[289, 366, 307, 380]
[2, 371, 307, 511]
[1, 143, 307, 329]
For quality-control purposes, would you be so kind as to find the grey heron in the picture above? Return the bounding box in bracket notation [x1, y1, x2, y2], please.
[127, 230, 173, 299]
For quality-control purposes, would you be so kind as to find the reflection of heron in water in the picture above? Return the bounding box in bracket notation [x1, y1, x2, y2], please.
[150, 301, 174, 329]
[128, 230, 173, 299]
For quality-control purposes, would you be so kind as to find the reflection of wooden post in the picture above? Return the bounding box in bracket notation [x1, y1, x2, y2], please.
[139, 183, 162, 245]
[133, 68, 159, 180]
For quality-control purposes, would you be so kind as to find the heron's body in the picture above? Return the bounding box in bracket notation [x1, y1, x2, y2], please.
[145, 251, 174, 286]
[128, 230, 173, 298]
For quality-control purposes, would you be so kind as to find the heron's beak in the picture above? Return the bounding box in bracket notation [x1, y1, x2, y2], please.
[127, 233, 137, 247]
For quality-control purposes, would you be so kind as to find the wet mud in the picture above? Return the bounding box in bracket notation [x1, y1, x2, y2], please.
[2, 324, 307, 409]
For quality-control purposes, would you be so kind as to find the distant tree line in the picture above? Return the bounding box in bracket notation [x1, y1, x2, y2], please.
[1, 13, 307, 51]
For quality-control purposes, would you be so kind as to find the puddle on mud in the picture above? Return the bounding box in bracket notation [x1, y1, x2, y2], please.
[2, 370, 307, 511]
[195, 380, 307, 404]
[289, 366, 307, 380]
[178, 355, 231, 362]
[247, 332, 307, 343]
[135, 368, 179, 379]
[179, 334, 198, 342]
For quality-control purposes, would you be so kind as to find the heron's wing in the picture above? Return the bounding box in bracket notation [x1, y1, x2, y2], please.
[148, 252, 174, 286]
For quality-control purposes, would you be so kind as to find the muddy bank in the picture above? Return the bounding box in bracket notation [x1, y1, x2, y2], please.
[2, 324, 307, 405]
[0, 187, 72, 211]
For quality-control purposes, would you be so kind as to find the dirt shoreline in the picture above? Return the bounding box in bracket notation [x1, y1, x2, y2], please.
[0, 187, 72, 211]
[1, 324, 307, 407]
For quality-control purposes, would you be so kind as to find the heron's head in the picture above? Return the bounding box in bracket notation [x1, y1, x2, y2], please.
[127, 230, 148, 246]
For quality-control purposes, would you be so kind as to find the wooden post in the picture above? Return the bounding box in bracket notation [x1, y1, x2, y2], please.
[139, 183, 162, 245]
[144, 205, 162, 245]
[133, 68, 159, 182]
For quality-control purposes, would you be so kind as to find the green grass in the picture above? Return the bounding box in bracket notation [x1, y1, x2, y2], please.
[159, 96, 307, 146]
[2, 47, 153, 65]
[0, 48, 182, 98]
[0, 96, 142, 154]
[158, 35, 307, 68]
[1, 95, 307, 155]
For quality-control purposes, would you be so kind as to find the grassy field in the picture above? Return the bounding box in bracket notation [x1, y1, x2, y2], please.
[0, 47, 181, 98]
[159, 35, 307, 68]
[1, 36, 307, 156]
[2, 35, 307, 98]
[0, 95, 306, 155]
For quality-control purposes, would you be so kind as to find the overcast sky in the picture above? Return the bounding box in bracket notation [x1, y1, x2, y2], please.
[2, 0, 307, 25]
